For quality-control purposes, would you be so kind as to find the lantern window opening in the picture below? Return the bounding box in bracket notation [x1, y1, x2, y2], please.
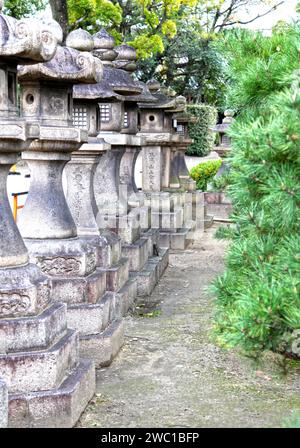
[176, 124, 185, 136]
[123, 111, 129, 128]
[73, 106, 88, 130]
[99, 103, 111, 123]
[7, 71, 17, 106]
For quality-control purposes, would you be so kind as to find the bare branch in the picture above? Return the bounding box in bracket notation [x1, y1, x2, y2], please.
[215, 1, 285, 30]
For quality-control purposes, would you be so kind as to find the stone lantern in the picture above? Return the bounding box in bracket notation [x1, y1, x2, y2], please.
[138, 82, 202, 249]
[170, 109, 196, 192]
[70, 29, 168, 299]
[16, 35, 113, 376]
[0, 4, 95, 428]
[62, 29, 137, 366]
[211, 109, 234, 157]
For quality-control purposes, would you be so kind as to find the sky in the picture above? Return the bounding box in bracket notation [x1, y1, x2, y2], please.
[238, 0, 298, 32]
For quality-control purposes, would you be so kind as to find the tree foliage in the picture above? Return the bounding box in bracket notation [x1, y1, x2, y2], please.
[186, 104, 218, 156]
[3, 0, 46, 18]
[212, 25, 300, 358]
[3, 0, 292, 103]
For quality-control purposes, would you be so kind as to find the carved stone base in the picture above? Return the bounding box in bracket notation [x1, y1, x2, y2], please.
[101, 231, 122, 268]
[0, 263, 51, 319]
[23, 237, 110, 304]
[141, 228, 160, 256]
[9, 359, 95, 428]
[25, 237, 97, 278]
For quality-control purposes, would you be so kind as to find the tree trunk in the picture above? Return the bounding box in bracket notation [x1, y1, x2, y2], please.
[49, 0, 69, 42]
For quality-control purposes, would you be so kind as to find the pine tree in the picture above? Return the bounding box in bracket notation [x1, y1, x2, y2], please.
[213, 25, 300, 358]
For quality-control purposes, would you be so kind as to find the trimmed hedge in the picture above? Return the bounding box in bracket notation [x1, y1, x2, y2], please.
[187, 104, 218, 157]
[190, 160, 222, 191]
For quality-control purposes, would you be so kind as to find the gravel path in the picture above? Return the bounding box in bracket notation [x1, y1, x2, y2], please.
[78, 224, 300, 428]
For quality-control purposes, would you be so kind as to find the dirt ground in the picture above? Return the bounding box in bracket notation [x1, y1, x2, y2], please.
[77, 224, 300, 428]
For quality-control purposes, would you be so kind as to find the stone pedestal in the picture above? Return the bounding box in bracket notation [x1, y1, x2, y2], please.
[169, 144, 196, 191]
[64, 141, 130, 366]
[0, 13, 99, 427]
[0, 153, 95, 428]
[94, 133, 168, 298]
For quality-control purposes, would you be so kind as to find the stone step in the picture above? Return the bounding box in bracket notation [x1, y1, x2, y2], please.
[79, 319, 125, 368]
[134, 247, 169, 297]
[0, 303, 67, 354]
[204, 214, 214, 229]
[0, 329, 79, 394]
[51, 268, 107, 305]
[115, 276, 138, 316]
[159, 228, 192, 250]
[149, 247, 169, 280]
[101, 213, 141, 245]
[151, 207, 183, 232]
[103, 257, 129, 292]
[9, 358, 95, 428]
[141, 228, 160, 256]
[101, 231, 122, 267]
[67, 292, 114, 336]
[122, 236, 149, 271]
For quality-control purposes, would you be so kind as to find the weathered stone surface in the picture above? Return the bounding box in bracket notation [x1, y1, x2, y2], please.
[151, 207, 183, 232]
[135, 262, 157, 297]
[50, 268, 107, 305]
[94, 146, 127, 216]
[19, 152, 78, 239]
[65, 143, 110, 238]
[9, 358, 95, 428]
[79, 319, 124, 367]
[0, 155, 28, 268]
[0, 13, 97, 429]
[0, 303, 67, 353]
[66, 29, 94, 52]
[142, 146, 161, 192]
[122, 237, 149, 271]
[0, 12, 59, 64]
[67, 292, 113, 336]
[103, 257, 129, 292]
[141, 228, 160, 256]
[0, 329, 78, 393]
[18, 45, 102, 85]
[0, 378, 8, 428]
[115, 277, 137, 316]
[0, 262, 51, 319]
[99, 212, 141, 245]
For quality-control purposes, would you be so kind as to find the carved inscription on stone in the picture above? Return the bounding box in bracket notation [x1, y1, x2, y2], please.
[144, 146, 161, 192]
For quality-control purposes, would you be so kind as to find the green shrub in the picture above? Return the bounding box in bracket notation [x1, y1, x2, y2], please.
[190, 160, 222, 191]
[213, 25, 300, 358]
[187, 104, 217, 157]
